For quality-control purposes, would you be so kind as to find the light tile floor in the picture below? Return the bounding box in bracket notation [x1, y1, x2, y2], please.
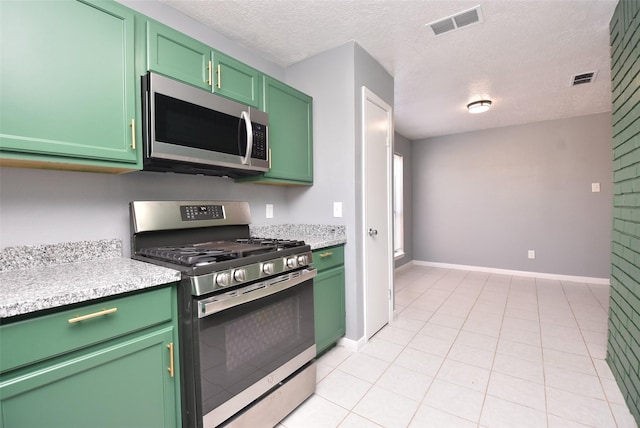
[279, 266, 639, 428]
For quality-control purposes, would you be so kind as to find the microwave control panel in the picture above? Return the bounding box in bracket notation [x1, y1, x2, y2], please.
[252, 123, 267, 160]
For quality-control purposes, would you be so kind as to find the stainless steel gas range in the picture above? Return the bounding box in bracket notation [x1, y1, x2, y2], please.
[130, 200, 316, 428]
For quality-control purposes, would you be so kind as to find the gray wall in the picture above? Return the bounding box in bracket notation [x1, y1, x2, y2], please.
[0, 168, 289, 255]
[285, 41, 394, 342]
[412, 112, 612, 278]
[394, 132, 413, 268]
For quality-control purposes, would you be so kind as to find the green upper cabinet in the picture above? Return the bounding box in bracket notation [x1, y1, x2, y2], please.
[145, 20, 261, 107]
[0, 0, 139, 172]
[145, 20, 211, 91]
[239, 76, 313, 185]
[213, 51, 262, 108]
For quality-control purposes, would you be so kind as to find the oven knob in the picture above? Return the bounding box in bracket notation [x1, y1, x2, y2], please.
[215, 272, 230, 287]
[233, 269, 247, 282]
[262, 262, 274, 275]
[286, 257, 298, 268]
[297, 255, 309, 266]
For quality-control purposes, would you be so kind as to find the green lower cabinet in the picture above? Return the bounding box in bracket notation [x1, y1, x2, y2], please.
[0, 328, 176, 428]
[0, 286, 180, 428]
[313, 246, 346, 354]
[0, 0, 140, 172]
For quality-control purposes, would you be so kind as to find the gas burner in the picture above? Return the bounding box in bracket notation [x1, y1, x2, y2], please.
[236, 238, 306, 250]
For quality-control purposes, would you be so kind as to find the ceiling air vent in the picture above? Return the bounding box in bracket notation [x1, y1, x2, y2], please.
[571, 71, 597, 86]
[427, 6, 483, 36]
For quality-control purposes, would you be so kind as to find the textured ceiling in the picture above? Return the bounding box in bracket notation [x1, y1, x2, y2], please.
[160, 0, 617, 140]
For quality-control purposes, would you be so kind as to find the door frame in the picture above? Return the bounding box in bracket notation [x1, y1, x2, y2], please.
[361, 86, 394, 341]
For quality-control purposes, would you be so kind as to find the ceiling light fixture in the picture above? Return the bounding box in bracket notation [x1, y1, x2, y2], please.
[467, 100, 492, 114]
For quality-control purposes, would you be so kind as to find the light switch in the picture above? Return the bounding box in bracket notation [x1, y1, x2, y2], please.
[591, 183, 601, 193]
[266, 204, 273, 219]
[333, 202, 342, 218]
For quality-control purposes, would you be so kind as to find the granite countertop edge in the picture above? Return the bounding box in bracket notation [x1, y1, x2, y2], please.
[306, 237, 347, 250]
[0, 257, 181, 320]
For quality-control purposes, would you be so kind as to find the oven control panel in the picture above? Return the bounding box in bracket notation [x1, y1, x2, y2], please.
[180, 204, 224, 221]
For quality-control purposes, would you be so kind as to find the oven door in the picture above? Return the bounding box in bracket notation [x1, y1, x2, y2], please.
[187, 268, 316, 428]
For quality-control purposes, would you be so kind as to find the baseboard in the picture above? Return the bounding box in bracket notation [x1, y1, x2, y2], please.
[337, 336, 366, 352]
[412, 260, 610, 285]
[394, 261, 415, 274]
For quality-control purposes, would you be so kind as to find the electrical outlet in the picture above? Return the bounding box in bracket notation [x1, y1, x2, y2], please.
[333, 202, 342, 218]
[266, 204, 273, 219]
[528, 250, 536, 259]
[592, 182, 601, 193]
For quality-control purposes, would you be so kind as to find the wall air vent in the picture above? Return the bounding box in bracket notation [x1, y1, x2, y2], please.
[571, 71, 597, 86]
[427, 6, 483, 36]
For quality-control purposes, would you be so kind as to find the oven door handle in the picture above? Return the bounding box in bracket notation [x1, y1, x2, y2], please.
[199, 268, 317, 318]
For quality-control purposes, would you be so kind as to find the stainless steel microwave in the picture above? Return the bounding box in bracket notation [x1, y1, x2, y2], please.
[141, 72, 269, 178]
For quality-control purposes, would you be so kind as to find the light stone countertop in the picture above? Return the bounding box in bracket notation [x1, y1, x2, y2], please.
[249, 224, 346, 250]
[0, 240, 181, 319]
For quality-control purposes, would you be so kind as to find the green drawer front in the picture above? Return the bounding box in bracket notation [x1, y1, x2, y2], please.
[312, 245, 344, 271]
[0, 286, 173, 373]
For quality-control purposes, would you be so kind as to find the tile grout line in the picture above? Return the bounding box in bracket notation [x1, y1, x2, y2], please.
[476, 272, 513, 428]
[559, 280, 621, 428]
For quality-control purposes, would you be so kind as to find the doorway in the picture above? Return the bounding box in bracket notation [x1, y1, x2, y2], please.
[361, 86, 394, 340]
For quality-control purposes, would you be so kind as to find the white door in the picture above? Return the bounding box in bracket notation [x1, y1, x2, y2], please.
[362, 86, 393, 340]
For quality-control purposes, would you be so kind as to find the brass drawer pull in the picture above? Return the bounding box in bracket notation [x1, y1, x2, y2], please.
[319, 251, 334, 258]
[207, 60, 212, 86]
[68, 307, 117, 324]
[216, 63, 221, 88]
[167, 343, 175, 377]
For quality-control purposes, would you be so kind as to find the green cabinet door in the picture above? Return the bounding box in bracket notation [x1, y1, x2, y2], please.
[145, 21, 261, 107]
[314, 266, 346, 354]
[146, 19, 212, 91]
[313, 246, 346, 355]
[0, 0, 139, 170]
[0, 327, 178, 428]
[239, 76, 313, 185]
[213, 51, 261, 107]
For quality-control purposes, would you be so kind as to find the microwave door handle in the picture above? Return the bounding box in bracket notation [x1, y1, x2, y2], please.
[240, 110, 253, 165]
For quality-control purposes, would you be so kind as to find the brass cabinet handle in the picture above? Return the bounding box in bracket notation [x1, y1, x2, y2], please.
[207, 60, 212, 87]
[167, 343, 175, 377]
[216, 64, 221, 89]
[130, 119, 136, 150]
[268, 148, 272, 168]
[319, 251, 334, 258]
[68, 307, 117, 324]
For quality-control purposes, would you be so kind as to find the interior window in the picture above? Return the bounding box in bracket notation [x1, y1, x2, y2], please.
[393, 153, 404, 259]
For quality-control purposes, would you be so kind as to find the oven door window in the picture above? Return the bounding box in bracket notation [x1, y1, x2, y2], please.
[195, 280, 314, 415]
